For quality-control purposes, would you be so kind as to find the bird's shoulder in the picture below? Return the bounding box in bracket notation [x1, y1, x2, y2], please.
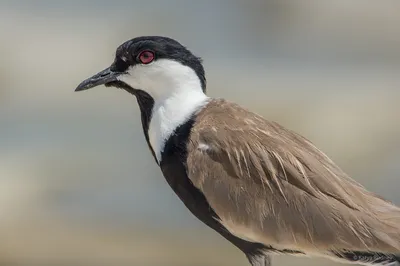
[190, 97, 327, 159]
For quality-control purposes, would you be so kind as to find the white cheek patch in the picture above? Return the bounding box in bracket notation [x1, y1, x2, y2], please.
[117, 65, 144, 91]
[118, 58, 209, 163]
[118, 59, 201, 99]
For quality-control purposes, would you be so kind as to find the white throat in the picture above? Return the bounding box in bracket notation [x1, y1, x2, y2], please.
[118, 58, 209, 163]
[149, 89, 209, 162]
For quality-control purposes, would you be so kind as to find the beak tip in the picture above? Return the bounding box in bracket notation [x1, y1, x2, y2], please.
[75, 80, 93, 92]
[74, 67, 118, 93]
[74, 86, 85, 92]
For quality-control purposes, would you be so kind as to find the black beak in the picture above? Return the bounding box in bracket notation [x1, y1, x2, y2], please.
[75, 67, 123, 92]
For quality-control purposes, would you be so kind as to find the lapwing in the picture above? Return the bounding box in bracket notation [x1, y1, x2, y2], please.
[76, 36, 400, 266]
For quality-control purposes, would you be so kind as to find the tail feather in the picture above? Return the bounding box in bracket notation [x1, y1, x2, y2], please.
[331, 250, 399, 265]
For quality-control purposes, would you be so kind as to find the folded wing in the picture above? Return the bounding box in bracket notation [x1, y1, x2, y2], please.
[187, 99, 400, 256]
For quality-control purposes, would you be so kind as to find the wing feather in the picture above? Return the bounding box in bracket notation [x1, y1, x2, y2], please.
[187, 99, 400, 254]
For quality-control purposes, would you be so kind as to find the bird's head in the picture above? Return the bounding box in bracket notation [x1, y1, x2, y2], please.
[75, 36, 206, 101]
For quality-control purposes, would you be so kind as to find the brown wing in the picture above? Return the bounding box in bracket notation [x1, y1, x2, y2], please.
[186, 99, 400, 254]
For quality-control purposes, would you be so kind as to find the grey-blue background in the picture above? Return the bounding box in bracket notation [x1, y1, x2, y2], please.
[0, 1, 399, 265]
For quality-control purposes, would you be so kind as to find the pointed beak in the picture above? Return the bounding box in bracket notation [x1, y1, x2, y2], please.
[75, 67, 123, 92]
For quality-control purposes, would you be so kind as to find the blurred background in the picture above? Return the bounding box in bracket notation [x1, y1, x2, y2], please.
[0, 1, 399, 265]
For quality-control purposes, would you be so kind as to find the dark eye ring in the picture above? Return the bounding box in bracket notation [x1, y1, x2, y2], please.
[138, 50, 155, 64]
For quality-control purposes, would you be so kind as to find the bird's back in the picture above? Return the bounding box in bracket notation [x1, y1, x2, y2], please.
[186, 98, 400, 263]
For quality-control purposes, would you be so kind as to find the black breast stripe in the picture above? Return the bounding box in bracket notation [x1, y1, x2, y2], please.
[124, 87, 157, 162]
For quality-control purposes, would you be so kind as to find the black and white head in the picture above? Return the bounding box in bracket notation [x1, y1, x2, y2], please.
[76, 36, 210, 162]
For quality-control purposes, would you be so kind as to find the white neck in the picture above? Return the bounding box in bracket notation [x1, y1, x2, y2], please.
[117, 58, 209, 162]
[149, 89, 209, 163]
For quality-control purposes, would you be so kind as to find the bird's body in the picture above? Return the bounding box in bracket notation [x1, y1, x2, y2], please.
[76, 36, 400, 266]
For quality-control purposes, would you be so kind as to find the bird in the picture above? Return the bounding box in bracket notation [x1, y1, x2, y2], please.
[75, 36, 400, 266]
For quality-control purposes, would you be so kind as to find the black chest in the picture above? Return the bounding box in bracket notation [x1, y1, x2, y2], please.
[159, 119, 210, 222]
[158, 119, 268, 257]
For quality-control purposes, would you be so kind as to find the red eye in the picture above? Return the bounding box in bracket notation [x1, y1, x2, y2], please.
[138, 50, 155, 64]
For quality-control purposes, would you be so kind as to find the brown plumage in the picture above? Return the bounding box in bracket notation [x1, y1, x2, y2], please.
[187, 98, 400, 258]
